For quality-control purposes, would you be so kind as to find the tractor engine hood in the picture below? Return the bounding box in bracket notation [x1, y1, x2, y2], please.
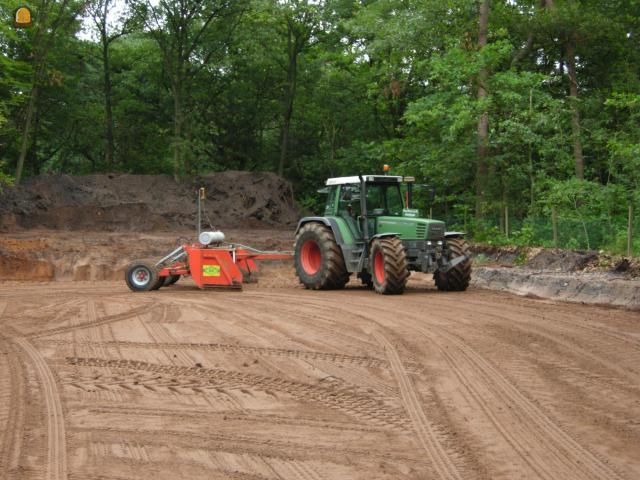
[375, 217, 445, 241]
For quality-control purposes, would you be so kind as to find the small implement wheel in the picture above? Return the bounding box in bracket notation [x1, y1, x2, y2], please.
[163, 274, 180, 287]
[434, 238, 472, 291]
[294, 222, 349, 290]
[125, 260, 160, 292]
[369, 237, 409, 295]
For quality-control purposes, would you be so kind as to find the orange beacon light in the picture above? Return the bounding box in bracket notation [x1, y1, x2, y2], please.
[14, 7, 33, 28]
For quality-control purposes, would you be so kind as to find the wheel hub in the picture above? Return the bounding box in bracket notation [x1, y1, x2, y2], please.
[131, 267, 151, 287]
[373, 250, 385, 284]
[300, 240, 321, 275]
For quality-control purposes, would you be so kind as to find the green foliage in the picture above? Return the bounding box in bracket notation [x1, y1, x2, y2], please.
[0, 0, 638, 256]
[0, 161, 14, 192]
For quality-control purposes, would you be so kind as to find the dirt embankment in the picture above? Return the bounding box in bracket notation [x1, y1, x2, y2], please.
[471, 245, 640, 309]
[0, 230, 294, 282]
[0, 172, 299, 232]
[0, 172, 299, 281]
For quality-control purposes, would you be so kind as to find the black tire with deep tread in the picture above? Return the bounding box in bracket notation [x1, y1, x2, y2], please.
[150, 277, 164, 290]
[370, 237, 409, 295]
[163, 274, 180, 287]
[294, 222, 349, 290]
[125, 260, 160, 292]
[434, 237, 472, 291]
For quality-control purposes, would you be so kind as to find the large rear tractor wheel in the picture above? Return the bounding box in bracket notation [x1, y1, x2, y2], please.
[125, 260, 161, 292]
[434, 238, 471, 291]
[370, 237, 409, 295]
[294, 223, 349, 290]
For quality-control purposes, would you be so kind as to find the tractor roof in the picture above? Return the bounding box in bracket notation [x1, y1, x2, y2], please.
[326, 175, 404, 185]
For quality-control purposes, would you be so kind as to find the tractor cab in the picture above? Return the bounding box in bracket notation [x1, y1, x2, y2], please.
[324, 175, 405, 240]
[323, 175, 425, 241]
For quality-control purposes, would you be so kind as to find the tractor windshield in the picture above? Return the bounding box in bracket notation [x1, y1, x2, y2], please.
[366, 183, 404, 216]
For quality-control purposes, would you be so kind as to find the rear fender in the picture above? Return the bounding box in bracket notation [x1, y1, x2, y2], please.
[298, 217, 376, 273]
[295, 217, 345, 245]
[295, 217, 330, 234]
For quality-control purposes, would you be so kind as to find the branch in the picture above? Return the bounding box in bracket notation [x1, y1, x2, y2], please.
[511, 34, 534, 68]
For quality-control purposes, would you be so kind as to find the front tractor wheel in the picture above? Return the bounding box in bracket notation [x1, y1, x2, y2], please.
[434, 238, 472, 291]
[294, 223, 349, 290]
[125, 260, 161, 292]
[370, 237, 409, 295]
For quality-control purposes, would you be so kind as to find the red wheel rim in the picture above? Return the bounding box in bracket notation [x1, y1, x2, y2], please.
[300, 240, 321, 275]
[373, 249, 385, 284]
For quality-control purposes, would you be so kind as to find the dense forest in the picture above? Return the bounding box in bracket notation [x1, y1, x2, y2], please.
[0, 0, 639, 251]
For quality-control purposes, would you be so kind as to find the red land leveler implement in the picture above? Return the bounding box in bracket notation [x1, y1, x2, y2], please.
[124, 189, 292, 292]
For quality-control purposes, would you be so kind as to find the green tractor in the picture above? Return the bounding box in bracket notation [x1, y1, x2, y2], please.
[294, 174, 471, 294]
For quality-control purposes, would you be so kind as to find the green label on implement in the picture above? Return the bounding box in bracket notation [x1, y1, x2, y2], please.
[203, 265, 221, 277]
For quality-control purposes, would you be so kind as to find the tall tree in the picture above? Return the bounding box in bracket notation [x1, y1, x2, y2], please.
[475, 0, 491, 217]
[543, 0, 584, 179]
[14, 0, 87, 184]
[87, 0, 135, 167]
[136, 0, 247, 178]
[273, 0, 321, 177]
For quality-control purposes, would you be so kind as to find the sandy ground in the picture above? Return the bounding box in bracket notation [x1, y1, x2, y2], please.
[1, 271, 639, 480]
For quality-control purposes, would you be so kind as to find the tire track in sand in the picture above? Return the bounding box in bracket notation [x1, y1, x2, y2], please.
[412, 322, 625, 480]
[372, 330, 462, 480]
[286, 294, 628, 480]
[37, 338, 413, 371]
[29, 304, 155, 339]
[0, 318, 27, 479]
[424, 298, 640, 384]
[66, 356, 410, 430]
[14, 337, 67, 480]
[368, 297, 626, 480]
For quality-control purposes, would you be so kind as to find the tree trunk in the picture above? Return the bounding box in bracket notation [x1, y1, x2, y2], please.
[565, 41, 584, 179]
[102, 33, 115, 168]
[278, 27, 299, 177]
[31, 103, 42, 173]
[475, 0, 490, 219]
[15, 84, 39, 185]
[173, 81, 184, 180]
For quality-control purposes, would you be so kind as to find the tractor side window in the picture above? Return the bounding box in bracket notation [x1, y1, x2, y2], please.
[386, 186, 404, 216]
[337, 184, 360, 216]
[324, 186, 338, 215]
[366, 185, 384, 214]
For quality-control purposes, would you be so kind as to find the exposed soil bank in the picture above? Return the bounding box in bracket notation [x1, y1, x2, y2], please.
[2, 230, 638, 310]
[0, 172, 299, 231]
[0, 230, 294, 282]
[472, 267, 640, 310]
